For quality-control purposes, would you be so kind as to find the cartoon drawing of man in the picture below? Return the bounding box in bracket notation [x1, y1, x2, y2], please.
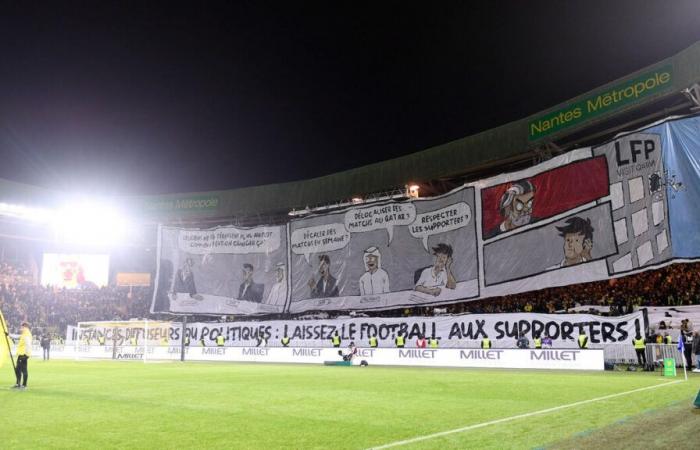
[265, 263, 288, 306]
[172, 257, 202, 300]
[358, 246, 390, 295]
[414, 243, 456, 297]
[308, 254, 339, 298]
[497, 179, 535, 234]
[238, 263, 264, 303]
[555, 216, 594, 268]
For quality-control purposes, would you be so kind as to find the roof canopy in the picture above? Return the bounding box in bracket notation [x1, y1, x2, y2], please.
[2, 41, 700, 222]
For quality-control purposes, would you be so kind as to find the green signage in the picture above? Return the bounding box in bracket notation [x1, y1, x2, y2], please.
[663, 357, 676, 377]
[142, 194, 220, 215]
[528, 65, 673, 141]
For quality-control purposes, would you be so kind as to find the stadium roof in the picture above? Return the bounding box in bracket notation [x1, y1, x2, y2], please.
[2, 41, 700, 223]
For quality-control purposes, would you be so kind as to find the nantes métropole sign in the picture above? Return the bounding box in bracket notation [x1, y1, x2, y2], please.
[528, 65, 673, 141]
[141, 194, 220, 216]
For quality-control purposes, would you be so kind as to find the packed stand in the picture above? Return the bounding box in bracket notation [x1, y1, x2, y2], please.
[1, 261, 700, 333]
[0, 283, 154, 334]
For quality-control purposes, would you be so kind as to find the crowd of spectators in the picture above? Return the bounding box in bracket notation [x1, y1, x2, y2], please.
[1, 260, 700, 334]
[0, 260, 33, 285]
[443, 261, 700, 316]
[0, 283, 153, 334]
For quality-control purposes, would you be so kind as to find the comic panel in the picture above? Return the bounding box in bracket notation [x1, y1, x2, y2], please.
[593, 133, 673, 273]
[483, 203, 617, 286]
[151, 225, 289, 315]
[481, 156, 609, 240]
[288, 187, 479, 313]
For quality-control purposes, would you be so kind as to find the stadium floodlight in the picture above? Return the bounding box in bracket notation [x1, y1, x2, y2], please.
[51, 201, 129, 246]
[0, 202, 53, 223]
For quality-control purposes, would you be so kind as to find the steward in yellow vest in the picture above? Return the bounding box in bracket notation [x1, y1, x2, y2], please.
[331, 332, 341, 348]
[14, 322, 32, 389]
[481, 338, 491, 349]
[429, 337, 438, 348]
[395, 334, 405, 348]
[216, 335, 225, 347]
[633, 335, 646, 366]
[533, 336, 542, 349]
[369, 336, 378, 348]
[281, 336, 291, 347]
[577, 332, 589, 349]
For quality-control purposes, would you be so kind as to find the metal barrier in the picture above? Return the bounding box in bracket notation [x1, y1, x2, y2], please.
[601, 343, 685, 367]
[645, 343, 684, 366]
[602, 344, 638, 365]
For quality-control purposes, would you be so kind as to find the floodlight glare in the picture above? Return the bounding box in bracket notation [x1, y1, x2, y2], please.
[51, 201, 128, 246]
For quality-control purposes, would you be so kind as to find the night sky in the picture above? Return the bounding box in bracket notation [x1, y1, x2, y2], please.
[1, 1, 699, 197]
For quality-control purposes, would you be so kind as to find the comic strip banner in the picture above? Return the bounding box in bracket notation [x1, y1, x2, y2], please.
[288, 188, 479, 312]
[152, 116, 700, 315]
[151, 224, 289, 315]
[79, 311, 644, 349]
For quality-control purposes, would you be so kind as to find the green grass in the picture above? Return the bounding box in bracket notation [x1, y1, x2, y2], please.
[1, 360, 698, 449]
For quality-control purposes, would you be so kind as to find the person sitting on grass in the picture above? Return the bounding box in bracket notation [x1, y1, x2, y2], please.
[340, 342, 357, 362]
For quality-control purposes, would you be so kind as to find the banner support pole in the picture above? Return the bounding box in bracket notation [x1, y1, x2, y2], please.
[181, 316, 187, 362]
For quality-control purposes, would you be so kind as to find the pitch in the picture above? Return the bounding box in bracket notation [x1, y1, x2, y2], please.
[1, 361, 698, 449]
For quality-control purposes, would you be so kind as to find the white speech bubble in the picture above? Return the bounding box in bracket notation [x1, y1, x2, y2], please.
[178, 226, 281, 255]
[344, 203, 416, 244]
[291, 223, 351, 264]
[409, 202, 472, 251]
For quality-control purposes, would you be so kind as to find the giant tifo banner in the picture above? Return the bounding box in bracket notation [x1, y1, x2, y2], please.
[152, 115, 700, 315]
[79, 311, 645, 349]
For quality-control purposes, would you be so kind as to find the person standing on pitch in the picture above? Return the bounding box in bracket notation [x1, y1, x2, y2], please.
[368, 333, 378, 348]
[394, 332, 406, 348]
[692, 331, 700, 373]
[633, 334, 646, 366]
[13, 322, 32, 390]
[331, 330, 341, 348]
[41, 333, 51, 361]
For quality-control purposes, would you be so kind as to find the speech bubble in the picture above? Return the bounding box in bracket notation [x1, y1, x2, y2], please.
[178, 226, 281, 255]
[344, 203, 416, 244]
[409, 202, 472, 251]
[291, 223, 351, 264]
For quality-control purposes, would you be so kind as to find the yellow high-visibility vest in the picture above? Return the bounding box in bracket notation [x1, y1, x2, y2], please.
[578, 335, 589, 349]
[481, 338, 491, 349]
[17, 329, 32, 356]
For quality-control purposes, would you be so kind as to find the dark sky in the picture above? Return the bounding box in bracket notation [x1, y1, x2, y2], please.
[1, 1, 700, 197]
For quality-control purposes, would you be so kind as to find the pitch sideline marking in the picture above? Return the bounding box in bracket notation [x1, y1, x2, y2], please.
[368, 379, 684, 449]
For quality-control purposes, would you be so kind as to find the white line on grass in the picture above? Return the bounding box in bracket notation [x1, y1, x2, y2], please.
[368, 379, 684, 449]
